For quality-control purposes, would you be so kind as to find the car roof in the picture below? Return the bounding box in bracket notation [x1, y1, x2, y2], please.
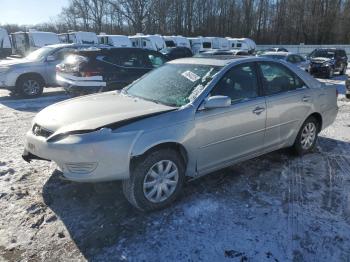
[168, 56, 255, 66]
[261, 51, 289, 56]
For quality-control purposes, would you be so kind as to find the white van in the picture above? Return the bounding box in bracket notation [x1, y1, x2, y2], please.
[0, 28, 12, 58]
[11, 31, 60, 56]
[207, 37, 230, 50]
[98, 34, 132, 47]
[163, 36, 191, 49]
[129, 34, 166, 51]
[227, 37, 256, 53]
[188, 37, 212, 54]
[59, 32, 98, 45]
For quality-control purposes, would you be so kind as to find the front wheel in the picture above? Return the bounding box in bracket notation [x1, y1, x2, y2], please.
[123, 149, 185, 211]
[292, 116, 319, 155]
[16, 76, 44, 98]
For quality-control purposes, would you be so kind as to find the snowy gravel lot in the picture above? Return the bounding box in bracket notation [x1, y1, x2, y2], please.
[0, 78, 350, 261]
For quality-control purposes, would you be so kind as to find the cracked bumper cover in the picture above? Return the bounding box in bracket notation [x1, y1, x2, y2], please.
[23, 129, 139, 182]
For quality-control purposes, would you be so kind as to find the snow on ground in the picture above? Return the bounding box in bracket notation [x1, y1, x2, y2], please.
[0, 81, 350, 261]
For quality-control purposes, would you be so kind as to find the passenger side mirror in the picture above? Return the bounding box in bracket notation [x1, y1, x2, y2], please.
[202, 96, 231, 109]
[46, 55, 56, 62]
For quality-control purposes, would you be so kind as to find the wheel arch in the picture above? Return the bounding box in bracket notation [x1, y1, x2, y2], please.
[307, 112, 323, 132]
[15, 72, 46, 87]
[130, 141, 189, 173]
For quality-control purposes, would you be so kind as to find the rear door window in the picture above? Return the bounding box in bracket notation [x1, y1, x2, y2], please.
[103, 50, 148, 68]
[258, 62, 305, 95]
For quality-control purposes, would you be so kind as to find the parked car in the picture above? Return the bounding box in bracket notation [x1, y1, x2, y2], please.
[97, 34, 132, 47]
[11, 31, 60, 56]
[0, 28, 12, 59]
[266, 47, 289, 52]
[56, 47, 167, 95]
[23, 56, 338, 211]
[0, 44, 88, 97]
[308, 48, 348, 78]
[259, 52, 310, 71]
[160, 47, 192, 60]
[195, 49, 249, 57]
[58, 31, 99, 45]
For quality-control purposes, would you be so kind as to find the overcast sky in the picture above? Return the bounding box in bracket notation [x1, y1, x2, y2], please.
[0, 0, 69, 25]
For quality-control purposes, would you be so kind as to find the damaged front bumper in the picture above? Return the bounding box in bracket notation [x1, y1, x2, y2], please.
[23, 128, 140, 182]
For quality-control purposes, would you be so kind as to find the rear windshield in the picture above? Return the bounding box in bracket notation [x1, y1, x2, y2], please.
[125, 63, 221, 107]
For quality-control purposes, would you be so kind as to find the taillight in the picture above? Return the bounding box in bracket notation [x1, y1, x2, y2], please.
[336, 89, 339, 98]
[56, 64, 62, 72]
[80, 70, 101, 77]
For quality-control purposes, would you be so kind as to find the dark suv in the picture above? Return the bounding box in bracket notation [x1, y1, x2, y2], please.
[56, 47, 168, 95]
[308, 48, 348, 78]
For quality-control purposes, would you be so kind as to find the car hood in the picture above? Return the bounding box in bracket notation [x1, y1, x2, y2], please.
[34, 91, 176, 134]
[310, 57, 333, 64]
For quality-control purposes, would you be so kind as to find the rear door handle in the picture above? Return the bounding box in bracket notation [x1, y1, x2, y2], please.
[302, 95, 311, 102]
[253, 106, 265, 115]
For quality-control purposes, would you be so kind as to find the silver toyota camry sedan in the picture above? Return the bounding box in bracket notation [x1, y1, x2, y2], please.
[23, 57, 338, 211]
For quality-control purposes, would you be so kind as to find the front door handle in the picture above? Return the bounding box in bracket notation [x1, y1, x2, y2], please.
[302, 95, 311, 102]
[253, 106, 265, 115]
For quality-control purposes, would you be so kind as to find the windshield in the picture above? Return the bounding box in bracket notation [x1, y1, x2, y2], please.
[261, 54, 286, 60]
[125, 64, 221, 107]
[310, 50, 335, 59]
[26, 47, 54, 61]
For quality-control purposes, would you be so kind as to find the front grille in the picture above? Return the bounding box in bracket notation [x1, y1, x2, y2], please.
[32, 124, 53, 138]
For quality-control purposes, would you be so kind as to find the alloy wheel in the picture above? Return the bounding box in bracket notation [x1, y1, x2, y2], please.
[23, 79, 41, 96]
[143, 160, 179, 203]
[300, 122, 316, 150]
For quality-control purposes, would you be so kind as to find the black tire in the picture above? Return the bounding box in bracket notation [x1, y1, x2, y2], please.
[346, 94, 350, 99]
[292, 116, 319, 155]
[16, 75, 44, 98]
[123, 149, 185, 211]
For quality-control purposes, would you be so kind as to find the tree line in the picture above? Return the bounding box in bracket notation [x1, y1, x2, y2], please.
[3, 0, 350, 44]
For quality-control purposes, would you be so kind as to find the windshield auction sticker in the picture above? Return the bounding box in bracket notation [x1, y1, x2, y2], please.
[181, 70, 200, 82]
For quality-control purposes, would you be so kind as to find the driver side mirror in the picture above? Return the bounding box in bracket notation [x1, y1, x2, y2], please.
[46, 55, 56, 62]
[201, 95, 231, 110]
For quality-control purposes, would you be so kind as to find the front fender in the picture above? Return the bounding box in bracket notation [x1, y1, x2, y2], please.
[130, 120, 197, 177]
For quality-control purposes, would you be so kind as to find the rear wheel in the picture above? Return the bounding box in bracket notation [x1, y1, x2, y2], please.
[346, 94, 350, 99]
[123, 149, 185, 211]
[16, 76, 44, 98]
[292, 116, 319, 155]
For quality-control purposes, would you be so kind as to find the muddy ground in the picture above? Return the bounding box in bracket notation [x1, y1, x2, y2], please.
[0, 80, 350, 261]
